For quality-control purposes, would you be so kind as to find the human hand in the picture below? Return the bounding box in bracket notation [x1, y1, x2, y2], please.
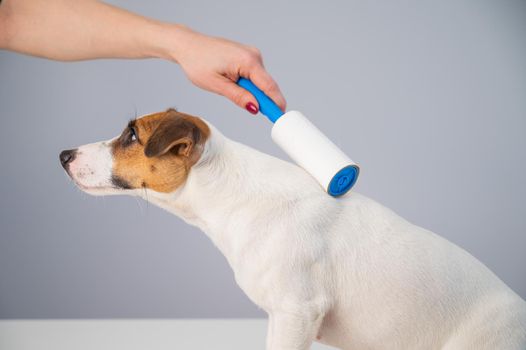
[168, 25, 286, 114]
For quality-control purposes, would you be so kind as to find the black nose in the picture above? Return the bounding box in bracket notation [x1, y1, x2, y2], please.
[60, 149, 77, 168]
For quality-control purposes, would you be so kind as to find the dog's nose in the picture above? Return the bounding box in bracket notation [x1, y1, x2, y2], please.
[59, 149, 77, 168]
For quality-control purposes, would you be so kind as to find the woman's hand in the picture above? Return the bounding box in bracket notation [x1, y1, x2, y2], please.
[167, 26, 286, 114]
[0, 0, 286, 113]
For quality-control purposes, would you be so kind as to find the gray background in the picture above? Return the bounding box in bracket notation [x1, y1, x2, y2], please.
[0, 0, 525, 319]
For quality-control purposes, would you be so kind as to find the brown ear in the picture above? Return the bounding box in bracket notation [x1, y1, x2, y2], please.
[144, 117, 201, 158]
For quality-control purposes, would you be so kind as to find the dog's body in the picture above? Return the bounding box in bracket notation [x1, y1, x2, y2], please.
[60, 109, 526, 349]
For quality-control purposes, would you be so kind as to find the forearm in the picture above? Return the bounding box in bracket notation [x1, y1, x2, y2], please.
[0, 0, 182, 62]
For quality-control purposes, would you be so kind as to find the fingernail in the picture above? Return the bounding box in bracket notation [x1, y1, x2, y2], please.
[246, 102, 258, 115]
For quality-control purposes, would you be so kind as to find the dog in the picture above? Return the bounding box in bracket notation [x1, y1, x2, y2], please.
[60, 108, 526, 349]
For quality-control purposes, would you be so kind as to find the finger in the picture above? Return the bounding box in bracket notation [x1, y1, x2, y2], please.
[248, 65, 287, 111]
[213, 76, 260, 114]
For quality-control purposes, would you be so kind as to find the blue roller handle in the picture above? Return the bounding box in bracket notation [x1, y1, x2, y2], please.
[237, 78, 284, 123]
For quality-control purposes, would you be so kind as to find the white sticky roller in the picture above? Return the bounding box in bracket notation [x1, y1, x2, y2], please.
[237, 78, 360, 197]
[272, 111, 359, 196]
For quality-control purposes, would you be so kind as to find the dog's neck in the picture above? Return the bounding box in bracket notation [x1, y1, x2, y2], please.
[141, 125, 324, 260]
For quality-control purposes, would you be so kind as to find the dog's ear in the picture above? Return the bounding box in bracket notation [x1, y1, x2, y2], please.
[144, 116, 201, 158]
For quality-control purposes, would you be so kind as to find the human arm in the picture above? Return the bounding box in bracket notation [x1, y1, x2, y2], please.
[0, 0, 286, 112]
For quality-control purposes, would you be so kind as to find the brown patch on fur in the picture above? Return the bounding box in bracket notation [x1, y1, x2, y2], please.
[111, 109, 210, 193]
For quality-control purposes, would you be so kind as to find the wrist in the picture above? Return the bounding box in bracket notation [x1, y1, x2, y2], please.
[150, 22, 193, 64]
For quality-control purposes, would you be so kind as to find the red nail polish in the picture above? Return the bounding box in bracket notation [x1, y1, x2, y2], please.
[246, 102, 258, 115]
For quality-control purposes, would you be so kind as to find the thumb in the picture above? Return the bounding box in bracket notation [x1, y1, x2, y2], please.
[214, 77, 259, 114]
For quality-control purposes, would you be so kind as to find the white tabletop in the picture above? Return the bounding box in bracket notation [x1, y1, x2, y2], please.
[0, 319, 335, 350]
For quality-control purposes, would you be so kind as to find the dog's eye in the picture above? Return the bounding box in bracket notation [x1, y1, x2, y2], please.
[121, 127, 138, 147]
[128, 127, 139, 144]
[130, 128, 137, 142]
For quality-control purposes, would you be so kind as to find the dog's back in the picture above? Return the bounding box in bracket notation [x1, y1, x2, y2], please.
[320, 193, 526, 349]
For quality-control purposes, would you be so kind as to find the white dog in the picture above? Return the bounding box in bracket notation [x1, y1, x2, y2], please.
[60, 109, 526, 349]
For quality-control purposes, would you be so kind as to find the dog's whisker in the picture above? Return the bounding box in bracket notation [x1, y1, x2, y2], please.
[142, 185, 150, 212]
[132, 191, 144, 214]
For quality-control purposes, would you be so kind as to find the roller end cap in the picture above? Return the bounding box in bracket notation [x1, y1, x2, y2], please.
[328, 165, 360, 197]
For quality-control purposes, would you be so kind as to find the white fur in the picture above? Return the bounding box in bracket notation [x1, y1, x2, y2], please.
[67, 121, 526, 350]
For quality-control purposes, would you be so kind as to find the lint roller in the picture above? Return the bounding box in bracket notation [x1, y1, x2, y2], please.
[238, 78, 360, 197]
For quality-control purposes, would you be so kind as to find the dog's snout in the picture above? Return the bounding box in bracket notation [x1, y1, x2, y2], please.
[60, 149, 77, 168]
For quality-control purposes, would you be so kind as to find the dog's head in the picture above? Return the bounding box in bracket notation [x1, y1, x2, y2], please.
[60, 109, 210, 196]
